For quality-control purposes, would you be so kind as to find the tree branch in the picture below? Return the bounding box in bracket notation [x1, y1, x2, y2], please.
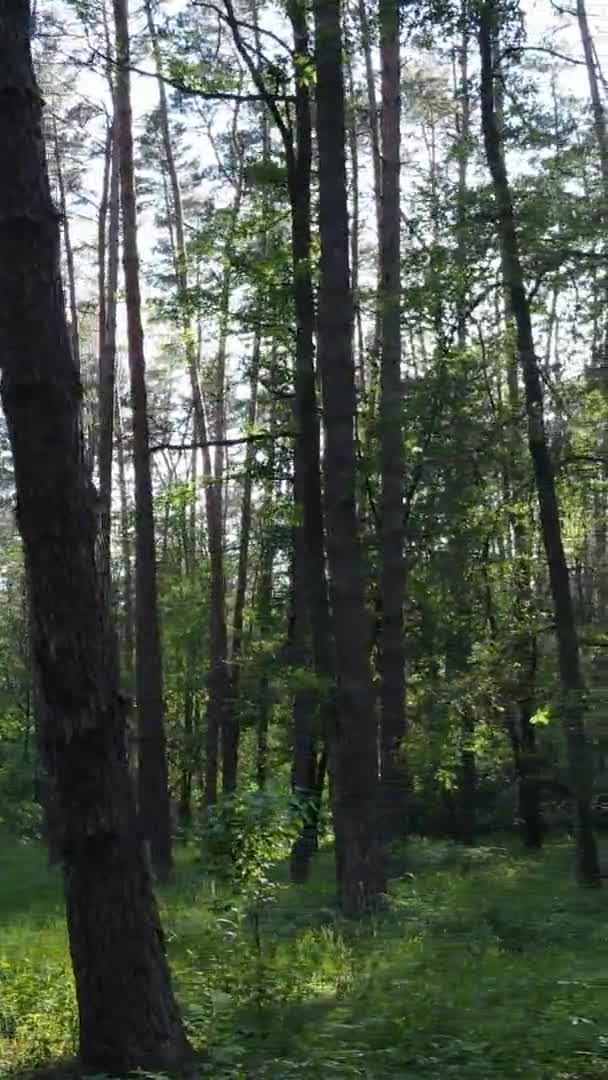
[150, 430, 296, 453]
[78, 48, 294, 103]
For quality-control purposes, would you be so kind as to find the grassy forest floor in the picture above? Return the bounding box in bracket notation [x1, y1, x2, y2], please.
[2, 834, 608, 1079]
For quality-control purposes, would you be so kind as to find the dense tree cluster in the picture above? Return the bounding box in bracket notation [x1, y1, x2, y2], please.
[1, 0, 607, 1070]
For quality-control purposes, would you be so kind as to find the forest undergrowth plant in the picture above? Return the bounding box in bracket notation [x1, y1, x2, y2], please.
[199, 791, 302, 1007]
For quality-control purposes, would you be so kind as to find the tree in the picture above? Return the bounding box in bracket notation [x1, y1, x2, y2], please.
[312, 0, 386, 913]
[478, 0, 600, 883]
[113, 0, 172, 878]
[378, 0, 407, 842]
[0, 0, 191, 1069]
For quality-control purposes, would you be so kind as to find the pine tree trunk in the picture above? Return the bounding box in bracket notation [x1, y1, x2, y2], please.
[576, 0, 608, 202]
[98, 122, 119, 599]
[492, 57, 545, 850]
[115, 383, 135, 680]
[229, 327, 260, 717]
[345, 50, 366, 395]
[255, 524, 274, 791]
[287, 0, 334, 883]
[225, 0, 334, 874]
[0, 2, 190, 1068]
[378, 0, 406, 843]
[145, 0, 232, 803]
[312, 0, 386, 914]
[97, 122, 111, 410]
[357, 0, 382, 369]
[479, 0, 599, 883]
[113, 0, 172, 879]
[52, 117, 81, 374]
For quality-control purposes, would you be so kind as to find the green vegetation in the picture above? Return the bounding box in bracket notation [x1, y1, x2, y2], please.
[3, 833, 608, 1080]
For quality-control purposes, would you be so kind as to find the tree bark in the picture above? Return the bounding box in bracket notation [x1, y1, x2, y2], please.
[275, 0, 335, 883]
[255, 517, 274, 791]
[209, 192, 239, 800]
[0, 1, 190, 1069]
[345, 49, 366, 395]
[98, 122, 119, 600]
[479, 0, 599, 883]
[357, 0, 382, 369]
[312, 0, 386, 914]
[229, 326, 260, 715]
[115, 383, 135, 681]
[52, 116, 81, 375]
[378, 0, 407, 843]
[576, 0, 608, 204]
[113, 0, 172, 879]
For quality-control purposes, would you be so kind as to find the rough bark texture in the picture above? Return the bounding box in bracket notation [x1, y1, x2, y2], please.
[0, 2, 190, 1070]
[378, 0, 407, 843]
[479, 0, 599, 884]
[313, 0, 386, 914]
[113, 0, 172, 879]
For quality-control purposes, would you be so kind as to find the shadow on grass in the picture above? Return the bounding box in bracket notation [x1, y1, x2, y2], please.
[0, 835, 63, 928]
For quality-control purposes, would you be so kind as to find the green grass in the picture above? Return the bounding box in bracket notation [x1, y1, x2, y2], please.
[3, 833, 608, 1079]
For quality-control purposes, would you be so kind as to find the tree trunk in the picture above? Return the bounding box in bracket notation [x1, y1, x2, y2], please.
[52, 117, 81, 375]
[213, 146, 241, 798]
[357, 0, 382, 369]
[378, 0, 406, 844]
[345, 50, 366, 395]
[97, 122, 111, 414]
[284, 0, 336, 883]
[144, 0, 231, 804]
[0, 2, 190, 1069]
[113, 0, 172, 879]
[115, 382, 135, 681]
[255, 525, 274, 791]
[479, 0, 599, 884]
[576, 0, 608, 221]
[492, 53, 545, 850]
[221, 0, 334, 874]
[229, 326, 260, 717]
[312, 0, 386, 914]
[289, 521, 320, 880]
[98, 121, 120, 599]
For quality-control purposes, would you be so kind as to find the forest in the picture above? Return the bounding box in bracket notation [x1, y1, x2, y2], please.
[1, 0, 608, 1075]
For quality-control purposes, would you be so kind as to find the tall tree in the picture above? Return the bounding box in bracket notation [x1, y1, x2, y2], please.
[378, 0, 407, 842]
[222, 0, 334, 877]
[478, 0, 600, 883]
[576, 0, 608, 361]
[312, 0, 386, 913]
[287, 0, 335, 882]
[113, 0, 172, 878]
[52, 116, 81, 375]
[0, 0, 190, 1069]
[97, 122, 119, 600]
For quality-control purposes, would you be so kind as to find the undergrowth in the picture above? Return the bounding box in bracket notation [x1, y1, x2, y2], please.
[2, 833, 608, 1079]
